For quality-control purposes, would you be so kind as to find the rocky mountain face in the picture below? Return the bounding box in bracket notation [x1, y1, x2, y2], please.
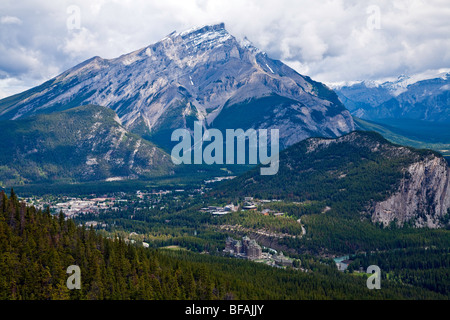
[217, 131, 450, 228]
[372, 155, 450, 228]
[0, 23, 354, 149]
[334, 72, 450, 123]
[0, 105, 173, 185]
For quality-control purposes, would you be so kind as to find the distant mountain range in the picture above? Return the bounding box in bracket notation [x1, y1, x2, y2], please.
[334, 71, 450, 123]
[0, 23, 354, 151]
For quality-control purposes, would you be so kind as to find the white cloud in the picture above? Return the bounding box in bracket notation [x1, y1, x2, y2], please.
[0, 77, 39, 99]
[0, 0, 449, 98]
[0, 15, 22, 25]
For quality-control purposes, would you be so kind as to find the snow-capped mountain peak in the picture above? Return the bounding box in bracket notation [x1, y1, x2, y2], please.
[238, 36, 262, 54]
[330, 69, 450, 92]
[334, 68, 450, 122]
[157, 23, 234, 52]
[0, 23, 355, 149]
[177, 23, 228, 39]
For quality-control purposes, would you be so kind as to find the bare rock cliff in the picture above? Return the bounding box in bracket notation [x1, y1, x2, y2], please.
[372, 155, 450, 228]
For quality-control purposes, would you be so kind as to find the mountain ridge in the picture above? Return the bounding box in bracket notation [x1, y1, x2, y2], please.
[334, 72, 450, 123]
[215, 130, 450, 228]
[0, 104, 174, 185]
[0, 23, 354, 150]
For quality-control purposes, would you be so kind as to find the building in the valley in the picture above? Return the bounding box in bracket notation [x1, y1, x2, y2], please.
[273, 212, 284, 217]
[201, 203, 239, 215]
[337, 259, 353, 271]
[224, 236, 262, 260]
[242, 203, 257, 210]
[225, 237, 242, 254]
[273, 252, 293, 267]
[246, 239, 263, 260]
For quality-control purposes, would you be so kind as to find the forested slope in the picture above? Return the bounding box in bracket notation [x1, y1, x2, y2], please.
[1, 190, 447, 299]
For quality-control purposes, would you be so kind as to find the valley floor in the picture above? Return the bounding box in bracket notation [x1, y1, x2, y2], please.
[18, 183, 446, 300]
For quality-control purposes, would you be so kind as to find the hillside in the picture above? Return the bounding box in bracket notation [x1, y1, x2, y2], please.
[0, 105, 174, 186]
[0, 189, 446, 300]
[216, 131, 450, 228]
[0, 189, 227, 300]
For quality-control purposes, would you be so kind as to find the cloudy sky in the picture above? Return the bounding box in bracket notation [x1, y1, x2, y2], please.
[0, 0, 449, 98]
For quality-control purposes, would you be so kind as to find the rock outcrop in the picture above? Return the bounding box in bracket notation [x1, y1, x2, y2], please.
[372, 155, 450, 228]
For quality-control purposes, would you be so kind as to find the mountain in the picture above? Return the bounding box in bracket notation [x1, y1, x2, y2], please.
[334, 71, 450, 123]
[216, 131, 450, 228]
[0, 23, 354, 150]
[0, 105, 173, 186]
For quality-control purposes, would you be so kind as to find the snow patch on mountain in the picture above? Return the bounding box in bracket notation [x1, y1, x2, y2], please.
[330, 68, 450, 94]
